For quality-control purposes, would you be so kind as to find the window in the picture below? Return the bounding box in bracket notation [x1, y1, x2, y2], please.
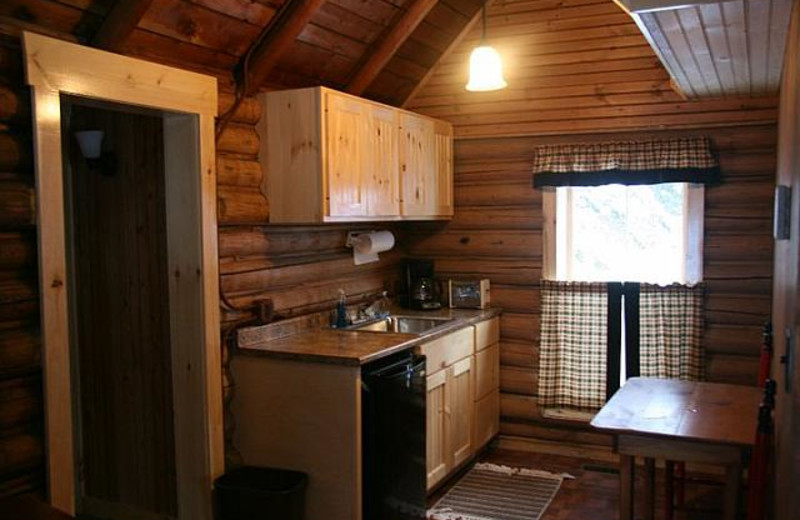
[533, 138, 716, 416]
[547, 183, 704, 284]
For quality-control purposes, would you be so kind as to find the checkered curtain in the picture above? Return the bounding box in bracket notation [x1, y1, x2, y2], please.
[538, 280, 608, 411]
[638, 283, 705, 380]
[532, 137, 720, 187]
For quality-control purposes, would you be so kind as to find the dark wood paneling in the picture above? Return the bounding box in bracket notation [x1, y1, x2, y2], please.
[69, 105, 176, 516]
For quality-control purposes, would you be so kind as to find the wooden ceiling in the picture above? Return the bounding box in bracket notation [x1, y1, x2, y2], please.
[0, 0, 483, 106]
[0, 0, 791, 107]
[618, 0, 795, 98]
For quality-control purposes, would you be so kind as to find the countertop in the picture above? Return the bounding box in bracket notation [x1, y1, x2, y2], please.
[235, 307, 501, 366]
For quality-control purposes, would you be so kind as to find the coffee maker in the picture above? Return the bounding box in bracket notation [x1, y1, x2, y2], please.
[398, 258, 442, 310]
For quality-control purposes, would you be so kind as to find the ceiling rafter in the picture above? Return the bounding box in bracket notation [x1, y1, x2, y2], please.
[402, 0, 495, 108]
[346, 0, 439, 96]
[242, 0, 327, 96]
[91, 0, 154, 52]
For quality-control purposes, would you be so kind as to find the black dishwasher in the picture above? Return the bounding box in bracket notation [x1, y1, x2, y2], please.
[362, 351, 427, 520]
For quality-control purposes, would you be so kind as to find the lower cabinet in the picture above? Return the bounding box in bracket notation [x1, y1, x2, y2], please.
[423, 317, 499, 492]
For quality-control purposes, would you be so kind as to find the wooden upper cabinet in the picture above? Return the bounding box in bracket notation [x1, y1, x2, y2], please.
[259, 86, 451, 223]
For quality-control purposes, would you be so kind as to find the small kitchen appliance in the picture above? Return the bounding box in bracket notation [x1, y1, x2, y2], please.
[398, 258, 442, 310]
[448, 279, 491, 309]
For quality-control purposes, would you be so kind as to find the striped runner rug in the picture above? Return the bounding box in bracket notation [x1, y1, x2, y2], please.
[427, 463, 570, 520]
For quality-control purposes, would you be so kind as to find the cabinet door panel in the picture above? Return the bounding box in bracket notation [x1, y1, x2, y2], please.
[433, 120, 454, 217]
[426, 370, 449, 491]
[400, 114, 435, 216]
[326, 92, 366, 217]
[474, 389, 500, 449]
[450, 357, 474, 468]
[474, 343, 500, 401]
[366, 106, 399, 216]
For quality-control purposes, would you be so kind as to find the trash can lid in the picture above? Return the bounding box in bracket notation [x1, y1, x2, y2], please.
[215, 466, 308, 494]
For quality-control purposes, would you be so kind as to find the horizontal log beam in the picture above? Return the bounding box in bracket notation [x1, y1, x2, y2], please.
[91, 0, 155, 52]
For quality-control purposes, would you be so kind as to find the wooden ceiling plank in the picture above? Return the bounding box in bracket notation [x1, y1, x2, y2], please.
[766, 0, 794, 90]
[697, 4, 738, 95]
[401, 0, 485, 107]
[676, 7, 724, 97]
[721, 0, 751, 96]
[634, 12, 696, 98]
[92, 0, 154, 52]
[747, 0, 771, 95]
[346, 0, 439, 95]
[244, 0, 327, 93]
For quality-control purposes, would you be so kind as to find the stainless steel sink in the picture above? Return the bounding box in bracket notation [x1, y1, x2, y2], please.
[348, 315, 454, 334]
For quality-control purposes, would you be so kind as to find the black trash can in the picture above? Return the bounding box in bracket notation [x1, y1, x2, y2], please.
[215, 466, 308, 520]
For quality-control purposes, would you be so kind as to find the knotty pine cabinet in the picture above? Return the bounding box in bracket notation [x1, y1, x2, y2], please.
[259, 86, 453, 223]
[420, 317, 500, 492]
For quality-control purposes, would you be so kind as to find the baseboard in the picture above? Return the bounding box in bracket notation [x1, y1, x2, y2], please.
[497, 435, 618, 463]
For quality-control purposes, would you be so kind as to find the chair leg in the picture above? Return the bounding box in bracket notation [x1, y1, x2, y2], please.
[665, 460, 675, 520]
[676, 461, 686, 508]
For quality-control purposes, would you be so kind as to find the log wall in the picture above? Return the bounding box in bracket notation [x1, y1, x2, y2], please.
[0, 34, 43, 499]
[406, 0, 779, 445]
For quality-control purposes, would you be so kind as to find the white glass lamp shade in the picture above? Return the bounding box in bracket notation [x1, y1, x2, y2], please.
[465, 45, 507, 92]
[75, 130, 104, 159]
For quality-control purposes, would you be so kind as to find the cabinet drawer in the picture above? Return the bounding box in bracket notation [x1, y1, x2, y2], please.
[420, 327, 474, 374]
[474, 389, 500, 449]
[474, 318, 499, 352]
[474, 343, 499, 401]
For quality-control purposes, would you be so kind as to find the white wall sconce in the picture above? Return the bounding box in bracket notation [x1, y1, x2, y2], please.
[75, 130, 116, 176]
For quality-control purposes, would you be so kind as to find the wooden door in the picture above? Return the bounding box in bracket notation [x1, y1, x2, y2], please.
[426, 369, 449, 491]
[773, 6, 800, 519]
[433, 120, 454, 217]
[449, 357, 474, 468]
[325, 92, 366, 217]
[400, 113, 435, 216]
[69, 104, 177, 518]
[366, 105, 399, 216]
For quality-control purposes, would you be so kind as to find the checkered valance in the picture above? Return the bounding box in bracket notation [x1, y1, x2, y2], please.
[532, 137, 720, 188]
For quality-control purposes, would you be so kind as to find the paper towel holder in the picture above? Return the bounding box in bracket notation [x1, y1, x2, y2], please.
[346, 230, 388, 249]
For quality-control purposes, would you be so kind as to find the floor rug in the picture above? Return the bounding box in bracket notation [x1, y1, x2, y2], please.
[427, 463, 571, 520]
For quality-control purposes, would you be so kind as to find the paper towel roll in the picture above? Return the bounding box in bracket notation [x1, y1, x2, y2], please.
[352, 230, 395, 265]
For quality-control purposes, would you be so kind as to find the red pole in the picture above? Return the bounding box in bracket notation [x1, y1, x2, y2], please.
[757, 322, 773, 386]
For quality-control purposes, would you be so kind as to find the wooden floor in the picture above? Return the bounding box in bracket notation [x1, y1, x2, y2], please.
[431, 447, 730, 520]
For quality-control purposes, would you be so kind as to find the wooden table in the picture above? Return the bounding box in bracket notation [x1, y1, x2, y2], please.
[591, 377, 762, 520]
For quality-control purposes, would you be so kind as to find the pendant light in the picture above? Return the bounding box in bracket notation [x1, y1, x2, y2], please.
[465, 2, 507, 92]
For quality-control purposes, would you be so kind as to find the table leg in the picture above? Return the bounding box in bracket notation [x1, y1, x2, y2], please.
[620, 454, 635, 520]
[723, 460, 742, 520]
[664, 460, 675, 520]
[644, 457, 656, 520]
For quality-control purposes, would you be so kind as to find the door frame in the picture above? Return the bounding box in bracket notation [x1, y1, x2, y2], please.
[23, 32, 223, 519]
